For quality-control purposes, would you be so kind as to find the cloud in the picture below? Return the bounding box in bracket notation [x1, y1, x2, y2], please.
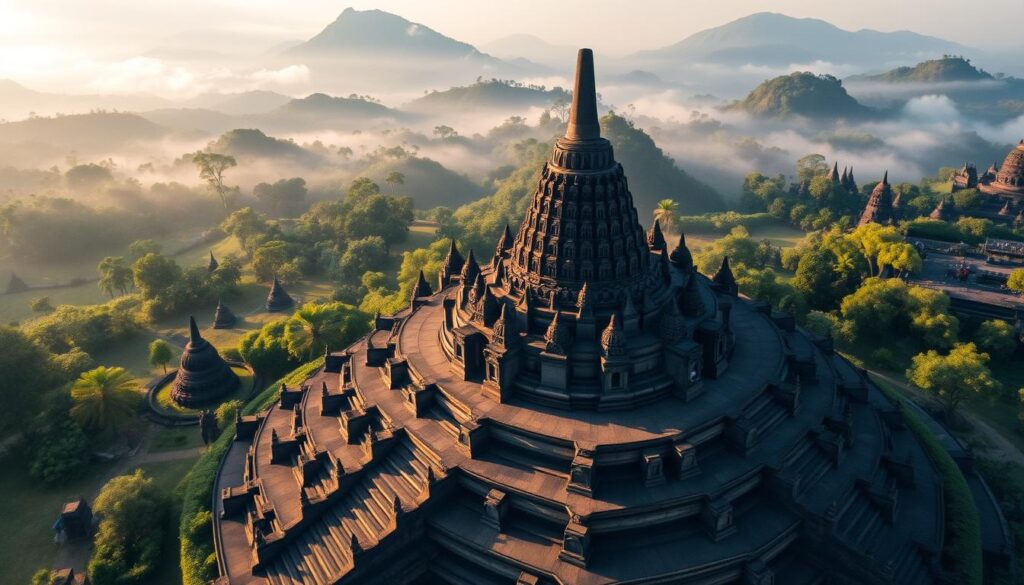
[85, 56, 198, 94]
[902, 94, 960, 121]
[248, 64, 311, 87]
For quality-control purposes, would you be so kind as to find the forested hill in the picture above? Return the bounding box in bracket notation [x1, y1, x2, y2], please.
[849, 56, 994, 83]
[600, 113, 723, 216]
[406, 80, 568, 114]
[729, 72, 870, 119]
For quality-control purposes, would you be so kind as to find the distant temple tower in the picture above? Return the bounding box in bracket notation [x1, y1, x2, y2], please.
[857, 171, 895, 226]
[170, 316, 239, 407]
[266, 276, 294, 312]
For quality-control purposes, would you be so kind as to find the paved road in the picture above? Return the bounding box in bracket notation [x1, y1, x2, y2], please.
[869, 369, 1024, 467]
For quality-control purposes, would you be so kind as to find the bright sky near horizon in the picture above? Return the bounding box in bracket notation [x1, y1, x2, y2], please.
[2, 0, 1022, 92]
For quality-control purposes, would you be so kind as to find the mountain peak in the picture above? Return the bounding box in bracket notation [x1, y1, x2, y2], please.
[289, 8, 487, 61]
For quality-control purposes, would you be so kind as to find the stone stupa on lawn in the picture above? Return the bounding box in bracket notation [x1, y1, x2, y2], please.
[212, 299, 237, 329]
[266, 276, 294, 312]
[170, 316, 239, 408]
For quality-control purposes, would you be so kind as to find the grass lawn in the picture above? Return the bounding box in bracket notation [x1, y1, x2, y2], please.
[154, 367, 253, 415]
[149, 426, 207, 454]
[675, 222, 807, 252]
[0, 451, 119, 584]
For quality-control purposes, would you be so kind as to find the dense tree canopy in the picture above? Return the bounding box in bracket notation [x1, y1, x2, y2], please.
[907, 343, 999, 415]
[88, 470, 166, 585]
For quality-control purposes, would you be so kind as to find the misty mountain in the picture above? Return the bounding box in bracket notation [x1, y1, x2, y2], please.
[480, 34, 577, 68]
[139, 108, 239, 135]
[184, 90, 293, 115]
[635, 12, 964, 68]
[356, 155, 486, 209]
[278, 8, 540, 93]
[406, 80, 568, 115]
[729, 72, 871, 119]
[206, 128, 322, 166]
[844, 57, 1024, 122]
[289, 8, 490, 61]
[256, 93, 408, 132]
[849, 56, 993, 84]
[0, 112, 170, 151]
[0, 79, 173, 121]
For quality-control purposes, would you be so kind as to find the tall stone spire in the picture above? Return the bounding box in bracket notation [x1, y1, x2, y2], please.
[566, 48, 600, 141]
[505, 48, 653, 308]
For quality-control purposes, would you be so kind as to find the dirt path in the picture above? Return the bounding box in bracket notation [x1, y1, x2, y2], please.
[51, 423, 208, 572]
[869, 369, 1024, 467]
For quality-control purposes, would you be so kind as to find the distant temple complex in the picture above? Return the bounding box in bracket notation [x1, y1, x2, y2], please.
[946, 140, 1024, 225]
[212, 50, 950, 584]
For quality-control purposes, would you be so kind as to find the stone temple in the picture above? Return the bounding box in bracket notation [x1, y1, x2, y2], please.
[213, 50, 947, 584]
[947, 140, 1024, 225]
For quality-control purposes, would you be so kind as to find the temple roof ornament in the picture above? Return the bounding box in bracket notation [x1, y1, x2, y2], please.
[442, 239, 465, 275]
[495, 224, 514, 255]
[490, 303, 515, 346]
[266, 276, 294, 312]
[411, 270, 433, 299]
[712, 256, 737, 293]
[576, 282, 592, 314]
[600, 313, 626, 357]
[647, 220, 667, 252]
[543, 311, 569, 354]
[460, 249, 480, 285]
[669, 232, 693, 272]
[213, 300, 237, 329]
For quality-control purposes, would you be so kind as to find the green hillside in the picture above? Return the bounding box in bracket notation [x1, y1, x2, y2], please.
[854, 56, 993, 83]
[357, 155, 485, 209]
[407, 80, 568, 114]
[601, 113, 723, 216]
[730, 71, 869, 119]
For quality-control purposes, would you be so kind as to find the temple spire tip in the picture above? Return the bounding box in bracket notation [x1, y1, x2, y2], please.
[566, 48, 600, 141]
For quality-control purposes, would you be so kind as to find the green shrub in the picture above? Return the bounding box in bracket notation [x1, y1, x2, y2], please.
[29, 419, 90, 485]
[178, 358, 324, 585]
[872, 377, 982, 585]
[869, 347, 900, 370]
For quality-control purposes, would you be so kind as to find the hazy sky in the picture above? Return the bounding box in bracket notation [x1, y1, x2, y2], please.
[3, 0, 1022, 93]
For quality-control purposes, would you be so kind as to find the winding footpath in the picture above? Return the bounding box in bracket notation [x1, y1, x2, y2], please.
[868, 369, 1024, 467]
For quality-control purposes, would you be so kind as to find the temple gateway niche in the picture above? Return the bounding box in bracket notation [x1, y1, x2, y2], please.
[213, 50, 947, 585]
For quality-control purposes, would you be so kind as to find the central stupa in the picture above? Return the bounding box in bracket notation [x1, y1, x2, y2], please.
[213, 50, 947, 585]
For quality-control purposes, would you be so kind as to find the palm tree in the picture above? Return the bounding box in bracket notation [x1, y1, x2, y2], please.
[70, 366, 140, 439]
[285, 303, 344, 360]
[98, 256, 132, 297]
[654, 199, 680, 234]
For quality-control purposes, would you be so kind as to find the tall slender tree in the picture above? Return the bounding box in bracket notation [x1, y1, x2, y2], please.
[654, 199, 680, 234]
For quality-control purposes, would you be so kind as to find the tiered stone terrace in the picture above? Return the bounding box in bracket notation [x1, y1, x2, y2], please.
[212, 49, 947, 585]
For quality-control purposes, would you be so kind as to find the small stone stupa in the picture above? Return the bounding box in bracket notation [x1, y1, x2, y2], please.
[207, 251, 219, 273]
[170, 316, 239, 407]
[213, 300, 237, 329]
[266, 276, 294, 312]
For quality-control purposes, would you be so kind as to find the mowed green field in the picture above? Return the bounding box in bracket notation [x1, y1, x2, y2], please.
[0, 234, 244, 325]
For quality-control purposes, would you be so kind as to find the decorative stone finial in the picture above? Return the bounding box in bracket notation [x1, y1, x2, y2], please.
[566, 48, 600, 141]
